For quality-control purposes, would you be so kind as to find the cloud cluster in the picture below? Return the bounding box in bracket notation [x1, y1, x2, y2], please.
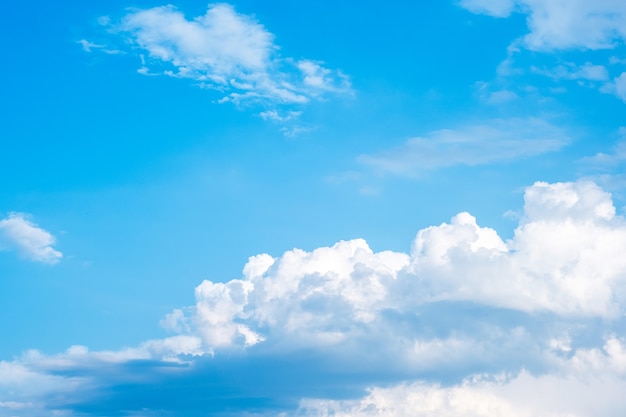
[163, 180, 626, 359]
[0, 213, 62, 264]
[460, 0, 626, 103]
[101, 4, 350, 110]
[356, 118, 568, 176]
[298, 369, 626, 417]
[3, 180, 626, 416]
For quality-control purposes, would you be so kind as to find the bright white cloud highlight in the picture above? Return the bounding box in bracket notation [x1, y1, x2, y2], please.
[0, 213, 62, 264]
[357, 118, 568, 176]
[3, 181, 626, 416]
[113, 4, 350, 107]
[160, 180, 626, 356]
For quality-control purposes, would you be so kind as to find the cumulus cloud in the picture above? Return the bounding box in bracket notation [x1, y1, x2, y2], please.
[101, 4, 350, 109]
[0, 213, 62, 264]
[356, 118, 568, 176]
[460, 0, 626, 51]
[4, 180, 626, 416]
[152, 180, 626, 365]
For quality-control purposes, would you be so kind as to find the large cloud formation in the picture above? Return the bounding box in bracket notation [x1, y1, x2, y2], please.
[2, 180, 626, 416]
[165, 180, 626, 356]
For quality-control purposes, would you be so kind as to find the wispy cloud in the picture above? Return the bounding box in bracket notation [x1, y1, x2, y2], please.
[460, 0, 626, 51]
[358, 118, 569, 176]
[0, 213, 62, 264]
[298, 364, 626, 417]
[532, 62, 610, 82]
[93, 4, 351, 112]
[460, 1, 626, 103]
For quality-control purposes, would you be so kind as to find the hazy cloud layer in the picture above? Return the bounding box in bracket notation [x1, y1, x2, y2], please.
[459, 0, 626, 51]
[357, 118, 568, 176]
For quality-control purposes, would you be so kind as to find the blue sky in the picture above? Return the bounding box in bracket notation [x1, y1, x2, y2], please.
[2, 0, 626, 416]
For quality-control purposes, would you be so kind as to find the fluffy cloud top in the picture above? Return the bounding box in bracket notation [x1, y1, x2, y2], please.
[357, 118, 569, 176]
[3, 181, 626, 416]
[0, 213, 62, 264]
[460, 0, 626, 51]
[161, 180, 626, 358]
[107, 4, 350, 108]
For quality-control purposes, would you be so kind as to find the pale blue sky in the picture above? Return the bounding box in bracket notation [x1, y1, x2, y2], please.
[2, 1, 626, 416]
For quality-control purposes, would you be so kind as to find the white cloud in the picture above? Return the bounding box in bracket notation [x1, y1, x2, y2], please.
[4, 181, 626, 415]
[110, 4, 351, 107]
[297, 336, 626, 417]
[458, 0, 517, 18]
[259, 110, 302, 123]
[461, 0, 626, 51]
[297, 370, 626, 417]
[0, 213, 62, 264]
[474, 82, 519, 104]
[581, 127, 626, 168]
[533, 62, 610, 82]
[153, 180, 626, 360]
[77, 39, 103, 52]
[410, 181, 626, 316]
[357, 118, 568, 176]
[614, 72, 626, 101]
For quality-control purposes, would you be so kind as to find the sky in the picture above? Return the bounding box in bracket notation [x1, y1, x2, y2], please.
[2, 0, 626, 415]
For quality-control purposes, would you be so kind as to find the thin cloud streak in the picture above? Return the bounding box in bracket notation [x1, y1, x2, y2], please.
[358, 118, 569, 176]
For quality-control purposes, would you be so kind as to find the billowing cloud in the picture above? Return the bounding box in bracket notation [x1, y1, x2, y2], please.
[3, 180, 626, 416]
[152, 180, 626, 364]
[98, 4, 350, 110]
[460, 0, 626, 51]
[356, 118, 568, 176]
[0, 213, 62, 264]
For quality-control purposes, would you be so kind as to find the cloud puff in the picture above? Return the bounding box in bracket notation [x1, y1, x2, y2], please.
[3, 180, 626, 416]
[158, 180, 626, 363]
[105, 4, 350, 108]
[356, 118, 568, 176]
[460, 0, 626, 51]
[0, 213, 62, 264]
